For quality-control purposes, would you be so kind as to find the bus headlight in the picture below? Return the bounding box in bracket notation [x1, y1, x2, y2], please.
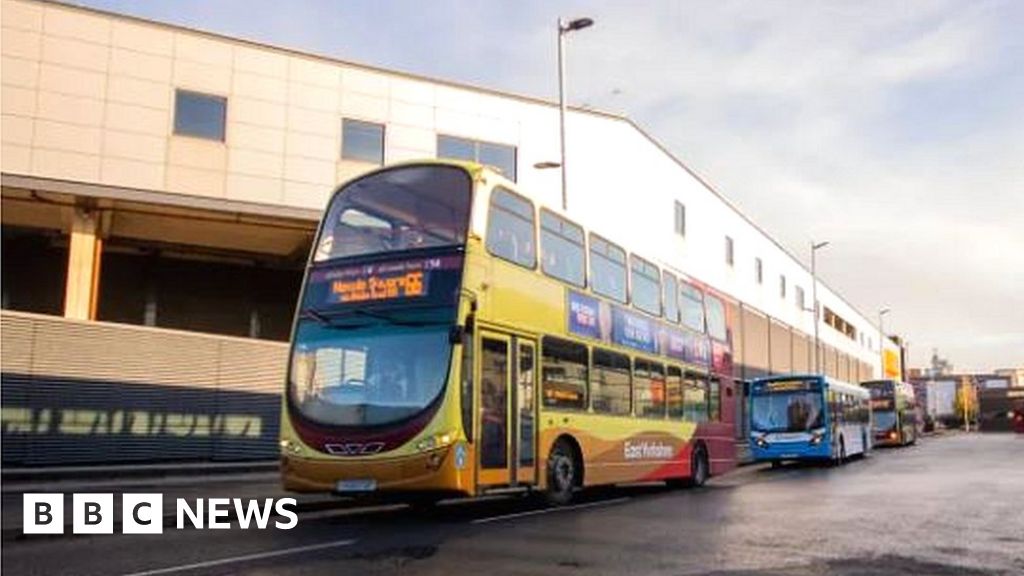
[279, 439, 303, 456]
[809, 429, 825, 445]
[416, 431, 456, 452]
[754, 435, 769, 447]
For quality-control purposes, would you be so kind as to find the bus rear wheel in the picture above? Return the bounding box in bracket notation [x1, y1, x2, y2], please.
[545, 438, 579, 505]
[688, 445, 710, 487]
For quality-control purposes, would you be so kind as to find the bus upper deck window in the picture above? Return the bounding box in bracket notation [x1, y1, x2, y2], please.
[590, 234, 627, 303]
[486, 187, 536, 268]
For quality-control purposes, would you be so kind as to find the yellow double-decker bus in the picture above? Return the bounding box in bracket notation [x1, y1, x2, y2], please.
[280, 161, 737, 504]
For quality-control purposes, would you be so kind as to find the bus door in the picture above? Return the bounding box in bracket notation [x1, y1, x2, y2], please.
[477, 332, 538, 488]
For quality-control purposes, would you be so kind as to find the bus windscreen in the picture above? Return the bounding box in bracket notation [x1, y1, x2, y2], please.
[290, 319, 452, 427]
[751, 387, 825, 433]
[314, 164, 472, 262]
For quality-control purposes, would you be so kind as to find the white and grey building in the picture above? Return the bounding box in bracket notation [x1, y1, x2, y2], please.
[0, 0, 901, 465]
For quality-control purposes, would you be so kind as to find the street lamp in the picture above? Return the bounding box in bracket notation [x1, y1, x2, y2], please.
[557, 16, 594, 211]
[811, 240, 829, 374]
[878, 307, 891, 379]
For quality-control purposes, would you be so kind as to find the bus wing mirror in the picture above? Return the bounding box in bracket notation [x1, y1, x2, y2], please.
[449, 325, 465, 345]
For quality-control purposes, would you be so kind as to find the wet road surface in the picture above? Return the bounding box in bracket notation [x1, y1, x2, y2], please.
[3, 433, 1022, 575]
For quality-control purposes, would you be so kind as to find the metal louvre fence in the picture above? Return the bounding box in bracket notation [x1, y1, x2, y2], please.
[1, 311, 288, 466]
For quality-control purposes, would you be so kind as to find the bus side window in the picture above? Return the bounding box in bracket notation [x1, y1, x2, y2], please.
[667, 366, 684, 419]
[540, 210, 586, 287]
[541, 337, 588, 410]
[630, 256, 662, 316]
[461, 331, 474, 441]
[708, 377, 721, 422]
[589, 234, 627, 303]
[634, 360, 666, 418]
[684, 371, 708, 423]
[705, 295, 727, 342]
[663, 272, 679, 324]
[680, 283, 705, 333]
[591, 348, 631, 415]
[486, 187, 536, 269]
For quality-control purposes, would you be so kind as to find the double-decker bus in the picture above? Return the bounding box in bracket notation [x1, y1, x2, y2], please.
[862, 379, 918, 446]
[279, 161, 737, 505]
[978, 387, 1024, 433]
[748, 375, 871, 466]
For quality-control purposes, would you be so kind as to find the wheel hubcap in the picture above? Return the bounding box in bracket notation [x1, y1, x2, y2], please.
[553, 454, 573, 491]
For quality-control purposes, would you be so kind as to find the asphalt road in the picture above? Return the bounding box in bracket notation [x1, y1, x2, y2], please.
[3, 433, 1022, 576]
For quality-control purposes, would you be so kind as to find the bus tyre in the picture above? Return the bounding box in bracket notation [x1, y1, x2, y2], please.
[546, 439, 578, 506]
[687, 445, 710, 488]
[836, 439, 847, 466]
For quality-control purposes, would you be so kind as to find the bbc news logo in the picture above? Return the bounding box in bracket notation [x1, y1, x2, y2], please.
[23, 494, 298, 534]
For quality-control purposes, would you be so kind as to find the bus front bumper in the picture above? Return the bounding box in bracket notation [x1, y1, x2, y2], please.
[280, 444, 471, 496]
[749, 440, 832, 462]
[873, 431, 902, 446]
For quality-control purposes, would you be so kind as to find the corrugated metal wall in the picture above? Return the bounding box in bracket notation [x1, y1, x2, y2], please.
[741, 308, 769, 379]
[1, 311, 287, 466]
[792, 332, 810, 373]
[769, 320, 792, 374]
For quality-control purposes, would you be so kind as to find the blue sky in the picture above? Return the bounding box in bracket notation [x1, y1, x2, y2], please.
[76, 0, 1024, 371]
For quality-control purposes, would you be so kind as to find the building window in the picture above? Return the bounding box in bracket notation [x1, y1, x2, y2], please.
[779, 274, 787, 299]
[674, 201, 686, 237]
[341, 118, 384, 164]
[796, 285, 805, 310]
[725, 236, 734, 267]
[823, 305, 858, 340]
[755, 257, 763, 284]
[174, 89, 226, 141]
[437, 135, 517, 181]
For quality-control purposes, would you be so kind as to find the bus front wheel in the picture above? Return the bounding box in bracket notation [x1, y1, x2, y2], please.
[832, 438, 846, 466]
[545, 438, 579, 505]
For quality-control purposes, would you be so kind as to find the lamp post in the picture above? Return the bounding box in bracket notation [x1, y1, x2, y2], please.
[811, 240, 829, 374]
[878, 307, 891, 379]
[557, 16, 594, 211]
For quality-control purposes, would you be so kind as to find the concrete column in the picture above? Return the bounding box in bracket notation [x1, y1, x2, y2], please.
[63, 208, 103, 320]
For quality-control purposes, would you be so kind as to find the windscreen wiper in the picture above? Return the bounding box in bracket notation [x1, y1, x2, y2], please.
[300, 307, 446, 329]
[350, 308, 449, 328]
[299, 309, 373, 330]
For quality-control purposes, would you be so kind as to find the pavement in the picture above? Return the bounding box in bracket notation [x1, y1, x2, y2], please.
[2, 433, 1022, 575]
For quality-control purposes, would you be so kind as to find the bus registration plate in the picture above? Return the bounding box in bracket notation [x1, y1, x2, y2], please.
[336, 479, 377, 492]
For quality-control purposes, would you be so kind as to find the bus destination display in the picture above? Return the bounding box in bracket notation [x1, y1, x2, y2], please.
[331, 270, 425, 303]
[759, 380, 817, 393]
[306, 255, 463, 307]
